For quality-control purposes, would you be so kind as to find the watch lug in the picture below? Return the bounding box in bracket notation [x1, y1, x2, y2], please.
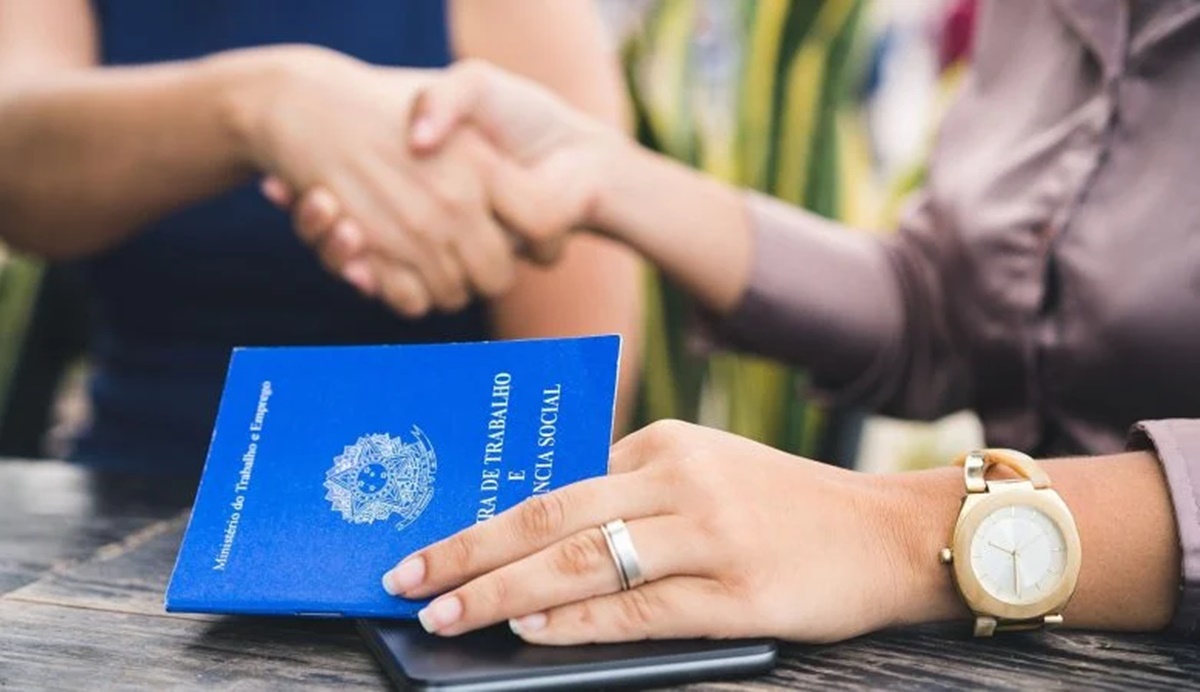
[973, 616, 998, 637]
[1044, 614, 1064, 629]
[986, 479, 1035, 493]
[964, 452, 987, 493]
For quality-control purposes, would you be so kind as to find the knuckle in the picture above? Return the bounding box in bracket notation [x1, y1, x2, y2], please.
[616, 588, 658, 636]
[551, 531, 608, 579]
[647, 455, 688, 493]
[638, 419, 691, 458]
[564, 600, 597, 634]
[466, 574, 509, 617]
[440, 532, 478, 575]
[513, 493, 567, 543]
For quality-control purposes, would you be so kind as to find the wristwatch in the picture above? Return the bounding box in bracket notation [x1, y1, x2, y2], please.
[938, 449, 1082, 636]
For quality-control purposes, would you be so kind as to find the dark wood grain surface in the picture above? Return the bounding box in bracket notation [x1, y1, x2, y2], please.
[1, 460, 1197, 691]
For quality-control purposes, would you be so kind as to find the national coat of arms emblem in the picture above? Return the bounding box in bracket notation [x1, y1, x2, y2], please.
[323, 426, 437, 530]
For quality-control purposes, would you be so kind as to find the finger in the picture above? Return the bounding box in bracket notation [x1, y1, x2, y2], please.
[486, 156, 570, 265]
[359, 158, 472, 312]
[375, 261, 433, 318]
[293, 187, 343, 247]
[395, 234, 471, 315]
[383, 471, 669, 599]
[312, 219, 367, 282]
[453, 208, 516, 299]
[431, 242, 471, 312]
[432, 141, 516, 297]
[323, 218, 366, 266]
[260, 175, 294, 209]
[324, 171, 448, 315]
[420, 516, 708, 636]
[341, 258, 378, 298]
[512, 577, 742, 645]
[327, 169, 432, 270]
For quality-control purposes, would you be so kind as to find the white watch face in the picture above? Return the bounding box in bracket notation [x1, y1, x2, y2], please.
[969, 504, 1068, 605]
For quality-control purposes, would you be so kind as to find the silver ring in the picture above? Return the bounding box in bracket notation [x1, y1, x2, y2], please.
[599, 519, 645, 591]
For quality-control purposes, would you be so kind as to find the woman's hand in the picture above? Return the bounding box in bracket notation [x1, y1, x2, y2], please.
[380, 420, 940, 645]
[257, 57, 624, 311]
[406, 59, 622, 259]
[270, 57, 757, 320]
[223, 47, 519, 316]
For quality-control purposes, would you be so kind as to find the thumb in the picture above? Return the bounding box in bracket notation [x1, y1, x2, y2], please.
[408, 60, 492, 154]
[486, 155, 584, 265]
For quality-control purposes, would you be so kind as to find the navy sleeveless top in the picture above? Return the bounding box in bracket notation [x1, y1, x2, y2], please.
[73, 1, 488, 476]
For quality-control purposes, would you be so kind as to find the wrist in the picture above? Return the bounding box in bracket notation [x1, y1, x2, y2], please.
[585, 133, 654, 244]
[881, 467, 972, 628]
[205, 45, 345, 173]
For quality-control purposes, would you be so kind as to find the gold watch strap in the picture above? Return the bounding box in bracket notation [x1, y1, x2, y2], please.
[953, 448, 1051, 493]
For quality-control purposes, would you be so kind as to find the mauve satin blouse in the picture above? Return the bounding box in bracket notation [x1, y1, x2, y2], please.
[713, 0, 1200, 635]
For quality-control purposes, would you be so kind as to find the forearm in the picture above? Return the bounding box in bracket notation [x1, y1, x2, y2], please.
[590, 139, 908, 397]
[0, 49, 281, 259]
[590, 141, 752, 316]
[890, 452, 1180, 632]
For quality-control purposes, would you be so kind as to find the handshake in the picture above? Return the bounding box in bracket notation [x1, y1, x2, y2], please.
[246, 52, 622, 318]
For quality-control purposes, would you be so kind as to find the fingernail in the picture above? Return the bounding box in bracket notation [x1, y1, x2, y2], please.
[411, 117, 437, 147]
[343, 261, 378, 297]
[260, 177, 285, 206]
[338, 221, 366, 255]
[382, 556, 425, 596]
[508, 613, 547, 637]
[417, 595, 462, 634]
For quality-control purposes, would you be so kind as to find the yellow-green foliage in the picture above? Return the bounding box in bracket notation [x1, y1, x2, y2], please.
[625, 0, 876, 459]
[0, 253, 44, 424]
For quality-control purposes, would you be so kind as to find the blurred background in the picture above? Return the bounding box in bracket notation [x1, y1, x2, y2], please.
[0, 0, 982, 472]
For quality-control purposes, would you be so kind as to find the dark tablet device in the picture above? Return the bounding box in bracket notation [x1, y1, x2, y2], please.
[358, 620, 777, 691]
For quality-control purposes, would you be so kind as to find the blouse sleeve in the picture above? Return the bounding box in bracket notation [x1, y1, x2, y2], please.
[702, 190, 970, 420]
[1131, 419, 1200, 637]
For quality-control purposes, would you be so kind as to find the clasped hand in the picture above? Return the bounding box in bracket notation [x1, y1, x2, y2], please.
[256, 58, 610, 316]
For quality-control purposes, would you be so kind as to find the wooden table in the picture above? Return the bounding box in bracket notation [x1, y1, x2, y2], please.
[1, 459, 1197, 691]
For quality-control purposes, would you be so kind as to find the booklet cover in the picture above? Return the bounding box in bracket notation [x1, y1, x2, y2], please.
[165, 335, 620, 618]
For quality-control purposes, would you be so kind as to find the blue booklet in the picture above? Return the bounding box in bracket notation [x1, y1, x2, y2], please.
[165, 335, 620, 618]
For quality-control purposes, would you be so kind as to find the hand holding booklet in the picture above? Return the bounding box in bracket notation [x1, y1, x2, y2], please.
[165, 335, 620, 619]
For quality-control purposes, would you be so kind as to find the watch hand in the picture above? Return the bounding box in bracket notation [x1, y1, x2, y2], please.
[988, 540, 1015, 556]
[1013, 553, 1021, 598]
[1016, 533, 1046, 553]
